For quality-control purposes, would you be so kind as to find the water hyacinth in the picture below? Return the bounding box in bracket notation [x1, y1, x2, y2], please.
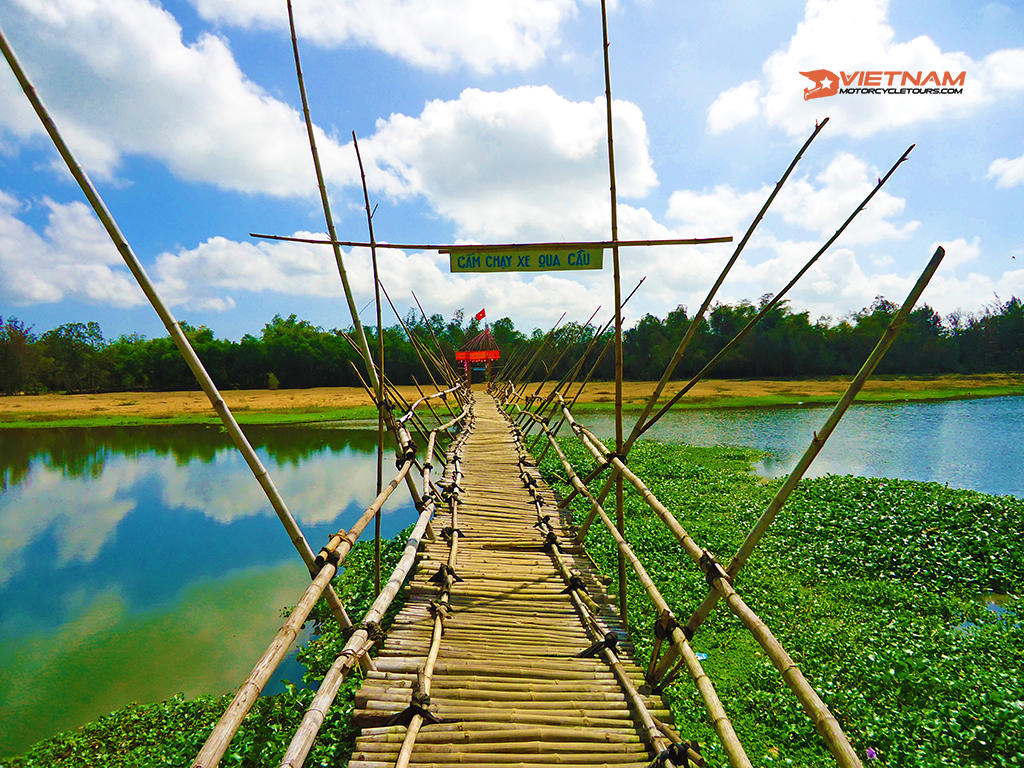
[539, 438, 1023, 768]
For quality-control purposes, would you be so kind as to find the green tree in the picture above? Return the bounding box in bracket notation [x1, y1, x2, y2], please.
[0, 317, 37, 395]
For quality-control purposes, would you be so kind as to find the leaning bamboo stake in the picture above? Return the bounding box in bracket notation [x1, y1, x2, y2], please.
[634, 143, 915, 440]
[0, 22, 363, 631]
[286, 0, 380, 399]
[280, 410, 473, 768]
[626, 119, 829, 453]
[412, 291, 462, 387]
[568, 141, 917, 518]
[546, 413, 855, 766]
[684, 245, 947, 638]
[539, 426, 748, 767]
[193, 459, 413, 768]
[352, 131, 386, 596]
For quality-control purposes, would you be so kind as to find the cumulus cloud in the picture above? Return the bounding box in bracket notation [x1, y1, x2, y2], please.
[0, 0, 354, 192]
[190, 0, 576, 73]
[707, 0, 1024, 137]
[707, 80, 762, 135]
[987, 152, 1024, 188]
[0, 191, 145, 307]
[357, 86, 657, 242]
[667, 151, 918, 245]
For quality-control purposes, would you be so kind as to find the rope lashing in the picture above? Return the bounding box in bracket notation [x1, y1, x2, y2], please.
[346, 621, 385, 644]
[559, 574, 589, 595]
[699, 550, 730, 590]
[649, 742, 704, 768]
[440, 526, 465, 541]
[428, 564, 463, 587]
[541, 531, 561, 553]
[313, 545, 342, 571]
[384, 703, 442, 727]
[598, 451, 628, 473]
[428, 600, 452, 620]
[532, 515, 552, 530]
[654, 612, 679, 640]
[577, 631, 619, 658]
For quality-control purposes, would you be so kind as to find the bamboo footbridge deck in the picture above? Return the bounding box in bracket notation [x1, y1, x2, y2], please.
[349, 394, 665, 767]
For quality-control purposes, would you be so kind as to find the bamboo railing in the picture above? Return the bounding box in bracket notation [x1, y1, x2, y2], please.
[192, 394, 474, 768]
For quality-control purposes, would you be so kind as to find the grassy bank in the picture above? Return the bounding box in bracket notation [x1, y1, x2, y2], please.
[2, 374, 1022, 428]
[538, 440, 1023, 768]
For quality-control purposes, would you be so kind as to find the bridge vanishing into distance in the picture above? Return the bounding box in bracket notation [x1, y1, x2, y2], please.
[2, 8, 950, 766]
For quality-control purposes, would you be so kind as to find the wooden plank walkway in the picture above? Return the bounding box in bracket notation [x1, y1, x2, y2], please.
[349, 395, 670, 768]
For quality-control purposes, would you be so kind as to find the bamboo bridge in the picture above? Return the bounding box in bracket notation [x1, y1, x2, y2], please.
[2, 9, 950, 766]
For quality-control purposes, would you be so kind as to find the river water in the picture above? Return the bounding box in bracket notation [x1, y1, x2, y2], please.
[1, 396, 1021, 755]
[580, 395, 1024, 499]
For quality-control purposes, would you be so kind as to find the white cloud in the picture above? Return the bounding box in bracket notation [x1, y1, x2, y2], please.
[931, 237, 981, 270]
[190, 0, 576, 73]
[0, 0, 354, 193]
[667, 183, 769, 236]
[707, 80, 761, 135]
[357, 86, 657, 242]
[0, 191, 146, 307]
[987, 152, 1024, 188]
[709, 0, 1024, 137]
[666, 151, 918, 246]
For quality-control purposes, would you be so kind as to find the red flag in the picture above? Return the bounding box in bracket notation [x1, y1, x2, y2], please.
[474, 308, 486, 321]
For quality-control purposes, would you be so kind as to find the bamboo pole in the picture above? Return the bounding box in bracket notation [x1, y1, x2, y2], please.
[251, 233, 732, 251]
[412, 291, 463, 389]
[598, 0, 626, 627]
[352, 131, 386, 596]
[193, 460, 413, 768]
[634, 143, 915, 440]
[537, 424, 752, 767]
[286, 0, 380, 398]
[625, 119, 829, 453]
[0, 21, 364, 632]
[684, 245, 946, 636]
[567, 141, 917, 520]
[279, 495, 437, 768]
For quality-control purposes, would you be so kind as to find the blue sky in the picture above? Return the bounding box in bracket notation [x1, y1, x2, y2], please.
[1, 0, 1022, 342]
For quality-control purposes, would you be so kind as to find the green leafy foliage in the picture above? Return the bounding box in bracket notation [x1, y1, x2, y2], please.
[3, 294, 1022, 396]
[538, 438, 1023, 768]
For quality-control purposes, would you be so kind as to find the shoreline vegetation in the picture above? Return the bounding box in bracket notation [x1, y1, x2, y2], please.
[1, 373, 1022, 428]
[4, 438, 1020, 767]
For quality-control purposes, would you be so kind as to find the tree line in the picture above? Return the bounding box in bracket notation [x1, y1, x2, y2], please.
[1, 295, 1022, 396]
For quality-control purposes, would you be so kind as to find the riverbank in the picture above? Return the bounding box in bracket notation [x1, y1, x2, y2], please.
[1, 373, 1021, 427]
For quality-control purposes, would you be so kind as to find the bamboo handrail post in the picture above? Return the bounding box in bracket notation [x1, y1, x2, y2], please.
[412, 291, 462, 387]
[352, 131, 386, 596]
[194, 556, 341, 767]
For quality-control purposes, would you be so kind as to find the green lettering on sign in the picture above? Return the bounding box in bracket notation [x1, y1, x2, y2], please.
[449, 248, 604, 273]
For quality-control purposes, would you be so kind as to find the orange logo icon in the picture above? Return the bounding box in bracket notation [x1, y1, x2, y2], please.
[800, 69, 839, 100]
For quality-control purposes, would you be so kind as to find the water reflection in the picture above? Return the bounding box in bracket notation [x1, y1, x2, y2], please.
[580, 396, 1024, 498]
[0, 424, 417, 756]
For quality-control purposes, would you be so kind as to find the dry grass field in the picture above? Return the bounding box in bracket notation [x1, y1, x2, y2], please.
[1, 374, 1021, 426]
